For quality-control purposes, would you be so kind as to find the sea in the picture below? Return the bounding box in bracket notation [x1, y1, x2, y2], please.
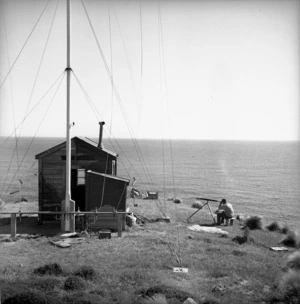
[0, 137, 299, 231]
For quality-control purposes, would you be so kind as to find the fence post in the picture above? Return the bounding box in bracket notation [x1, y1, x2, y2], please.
[11, 214, 17, 238]
[117, 213, 122, 238]
[61, 200, 66, 232]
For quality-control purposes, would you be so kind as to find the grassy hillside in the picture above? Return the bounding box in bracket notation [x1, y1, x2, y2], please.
[0, 198, 299, 304]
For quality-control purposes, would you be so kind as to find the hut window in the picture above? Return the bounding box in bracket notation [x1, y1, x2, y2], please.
[112, 160, 116, 175]
[77, 169, 86, 185]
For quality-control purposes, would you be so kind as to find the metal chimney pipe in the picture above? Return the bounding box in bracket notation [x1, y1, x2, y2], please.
[98, 121, 105, 149]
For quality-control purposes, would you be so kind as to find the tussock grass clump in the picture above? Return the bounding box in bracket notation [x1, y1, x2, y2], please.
[281, 224, 290, 235]
[74, 265, 97, 281]
[33, 263, 64, 276]
[192, 202, 203, 209]
[64, 276, 85, 291]
[286, 251, 300, 270]
[244, 216, 263, 230]
[280, 231, 299, 248]
[266, 221, 282, 232]
[138, 285, 193, 303]
[31, 277, 62, 291]
[63, 292, 104, 304]
[280, 270, 300, 302]
[231, 250, 247, 256]
[139, 293, 168, 304]
[232, 235, 254, 245]
[2, 291, 49, 304]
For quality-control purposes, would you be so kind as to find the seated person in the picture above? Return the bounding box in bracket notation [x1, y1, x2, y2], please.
[215, 199, 234, 225]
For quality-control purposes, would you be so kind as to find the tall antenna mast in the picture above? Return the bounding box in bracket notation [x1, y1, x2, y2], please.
[63, 0, 72, 232]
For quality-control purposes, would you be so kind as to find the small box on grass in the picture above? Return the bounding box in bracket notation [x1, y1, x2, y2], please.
[98, 229, 111, 239]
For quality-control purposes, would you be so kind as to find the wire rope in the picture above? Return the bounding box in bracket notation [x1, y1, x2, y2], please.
[116, 182, 128, 211]
[0, 0, 50, 91]
[108, 0, 114, 138]
[18, 0, 60, 140]
[1, 71, 66, 202]
[136, 0, 143, 137]
[7, 0, 60, 203]
[157, 2, 176, 199]
[0, 7, 22, 202]
[72, 71, 167, 215]
[81, 0, 167, 216]
[72, 71, 141, 181]
[0, 70, 65, 149]
[111, 5, 140, 114]
[80, 1, 151, 179]
[157, 0, 182, 265]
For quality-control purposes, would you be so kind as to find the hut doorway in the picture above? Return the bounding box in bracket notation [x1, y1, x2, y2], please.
[71, 169, 86, 211]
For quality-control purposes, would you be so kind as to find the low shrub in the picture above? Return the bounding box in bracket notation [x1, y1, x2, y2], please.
[244, 216, 263, 230]
[33, 263, 64, 276]
[280, 231, 299, 248]
[74, 266, 97, 281]
[266, 221, 282, 232]
[286, 251, 300, 270]
[64, 276, 85, 291]
[280, 270, 300, 303]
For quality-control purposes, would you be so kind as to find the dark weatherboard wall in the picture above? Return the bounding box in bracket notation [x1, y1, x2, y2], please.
[35, 137, 118, 219]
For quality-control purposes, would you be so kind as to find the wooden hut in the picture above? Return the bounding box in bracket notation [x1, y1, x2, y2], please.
[35, 123, 129, 225]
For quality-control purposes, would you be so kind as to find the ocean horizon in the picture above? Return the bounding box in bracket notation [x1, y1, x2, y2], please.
[0, 136, 299, 231]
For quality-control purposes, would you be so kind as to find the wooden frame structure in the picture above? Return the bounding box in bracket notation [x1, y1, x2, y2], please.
[187, 198, 219, 224]
[0, 210, 130, 238]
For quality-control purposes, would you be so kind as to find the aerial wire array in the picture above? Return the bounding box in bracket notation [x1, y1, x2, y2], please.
[1, 71, 66, 203]
[1, 6, 21, 203]
[80, 0, 168, 217]
[0, 0, 61, 202]
[0, 0, 50, 91]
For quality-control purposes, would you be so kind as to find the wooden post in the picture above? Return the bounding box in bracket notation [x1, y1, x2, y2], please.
[61, 200, 66, 232]
[207, 202, 217, 224]
[117, 213, 122, 237]
[70, 199, 75, 233]
[11, 214, 17, 238]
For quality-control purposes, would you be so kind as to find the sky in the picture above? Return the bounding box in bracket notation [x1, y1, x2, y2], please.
[0, 0, 299, 141]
